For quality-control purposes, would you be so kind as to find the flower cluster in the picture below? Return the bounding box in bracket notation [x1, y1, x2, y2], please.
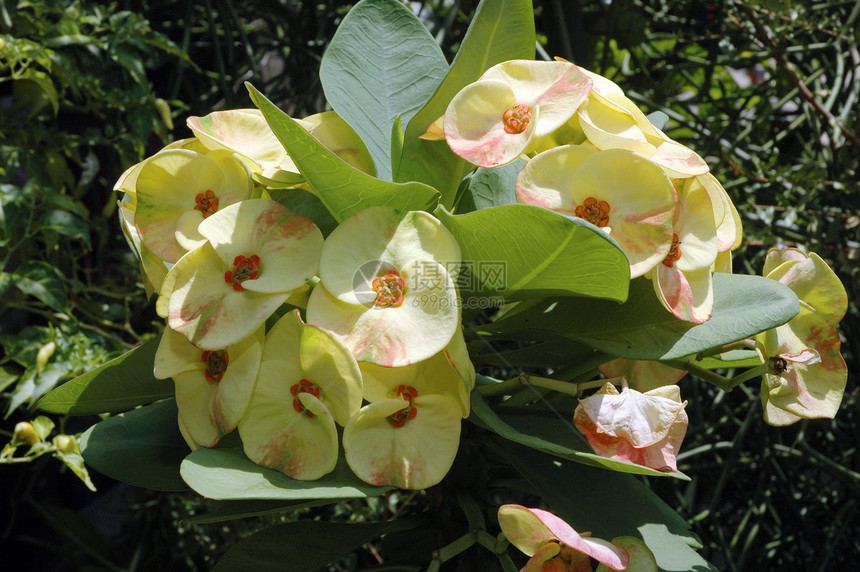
[437, 59, 742, 324]
[121, 110, 473, 489]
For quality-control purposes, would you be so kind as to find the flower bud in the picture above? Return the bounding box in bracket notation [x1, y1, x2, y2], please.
[14, 422, 41, 445]
[36, 341, 56, 373]
[53, 434, 77, 454]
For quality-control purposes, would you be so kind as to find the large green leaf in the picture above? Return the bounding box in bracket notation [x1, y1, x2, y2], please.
[79, 399, 189, 491]
[319, 0, 448, 181]
[479, 273, 799, 360]
[37, 334, 172, 415]
[213, 517, 425, 572]
[502, 441, 716, 572]
[180, 445, 391, 500]
[436, 204, 630, 302]
[187, 499, 337, 524]
[395, 0, 536, 205]
[471, 389, 687, 479]
[248, 84, 440, 222]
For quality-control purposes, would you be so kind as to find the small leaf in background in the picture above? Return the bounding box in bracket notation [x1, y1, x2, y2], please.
[79, 399, 189, 492]
[54, 449, 97, 491]
[436, 204, 630, 303]
[12, 260, 69, 313]
[319, 0, 448, 181]
[248, 84, 440, 222]
[213, 517, 425, 572]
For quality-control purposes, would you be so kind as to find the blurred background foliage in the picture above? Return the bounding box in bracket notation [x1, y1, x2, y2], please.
[0, 0, 856, 569]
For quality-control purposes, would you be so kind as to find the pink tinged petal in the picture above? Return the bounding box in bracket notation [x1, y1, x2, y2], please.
[360, 329, 472, 418]
[343, 394, 462, 490]
[120, 197, 167, 296]
[516, 145, 597, 213]
[567, 149, 676, 277]
[187, 109, 311, 175]
[762, 247, 808, 276]
[135, 149, 252, 263]
[177, 414, 201, 450]
[521, 542, 561, 572]
[165, 243, 290, 350]
[574, 383, 688, 471]
[764, 250, 847, 325]
[174, 370, 221, 448]
[480, 60, 593, 136]
[304, 110, 376, 176]
[307, 261, 460, 367]
[760, 308, 847, 422]
[654, 264, 714, 324]
[713, 250, 732, 274]
[598, 358, 687, 392]
[419, 115, 446, 140]
[498, 505, 629, 570]
[300, 322, 364, 426]
[596, 537, 657, 572]
[444, 79, 538, 168]
[698, 174, 742, 252]
[578, 98, 655, 155]
[199, 198, 324, 294]
[319, 207, 460, 307]
[673, 180, 718, 272]
[241, 390, 339, 481]
[211, 328, 265, 434]
[154, 326, 207, 379]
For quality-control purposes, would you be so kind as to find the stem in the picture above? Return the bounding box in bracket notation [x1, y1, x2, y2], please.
[477, 374, 612, 398]
[725, 364, 770, 389]
[664, 359, 733, 392]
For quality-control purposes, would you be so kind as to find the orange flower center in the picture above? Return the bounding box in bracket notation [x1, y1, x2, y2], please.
[661, 233, 683, 268]
[503, 104, 533, 134]
[290, 379, 322, 418]
[194, 190, 219, 218]
[574, 197, 610, 227]
[388, 385, 418, 428]
[201, 350, 229, 384]
[372, 269, 406, 308]
[225, 254, 261, 291]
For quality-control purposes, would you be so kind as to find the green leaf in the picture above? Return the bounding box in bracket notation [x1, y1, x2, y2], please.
[319, 0, 448, 181]
[37, 334, 172, 415]
[395, 0, 536, 204]
[247, 83, 440, 222]
[436, 204, 630, 302]
[502, 441, 716, 572]
[456, 159, 523, 213]
[470, 390, 686, 478]
[13, 260, 69, 312]
[480, 273, 799, 360]
[180, 445, 391, 500]
[471, 332, 597, 369]
[54, 450, 97, 491]
[79, 399, 189, 491]
[213, 517, 425, 572]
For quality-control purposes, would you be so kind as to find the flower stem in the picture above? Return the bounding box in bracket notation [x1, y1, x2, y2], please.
[478, 374, 611, 398]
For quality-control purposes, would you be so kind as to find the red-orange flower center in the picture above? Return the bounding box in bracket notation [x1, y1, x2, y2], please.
[290, 378, 322, 418]
[201, 350, 229, 383]
[225, 254, 261, 291]
[575, 197, 610, 227]
[372, 269, 406, 308]
[194, 190, 220, 218]
[502, 104, 533, 134]
[661, 233, 683, 268]
[388, 385, 418, 428]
